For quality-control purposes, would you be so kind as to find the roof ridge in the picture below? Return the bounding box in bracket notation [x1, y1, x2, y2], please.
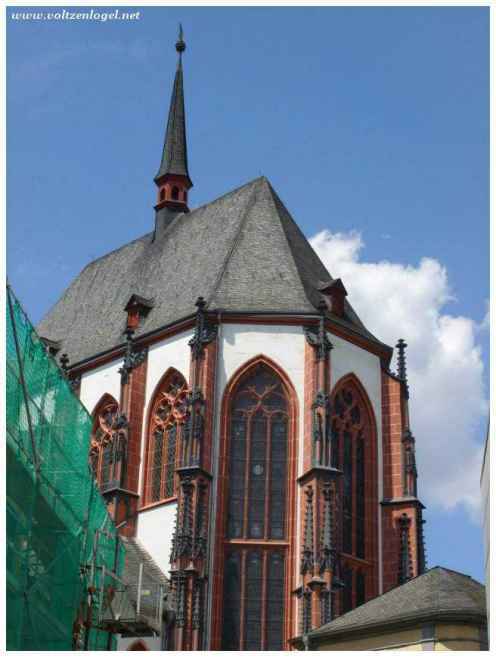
[79, 232, 152, 273]
[82, 179, 266, 271]
[310, 565, 486, 640]
[205, 179, 261, 307]
[263, 179, 318, 309]
[265, 180, 384, 342]
[190, 175, 265, 213]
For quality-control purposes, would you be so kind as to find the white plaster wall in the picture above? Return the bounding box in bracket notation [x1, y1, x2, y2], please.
[329, 333, 382, 421]
[79, 358, 122, 415]
[136, 502, 178, 576]
[328, 330, 384, 593]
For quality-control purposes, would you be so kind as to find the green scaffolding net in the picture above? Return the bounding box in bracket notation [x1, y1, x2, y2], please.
[6, 285, 124, 651]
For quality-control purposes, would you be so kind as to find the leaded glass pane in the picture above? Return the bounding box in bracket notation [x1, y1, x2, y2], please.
[266, 552, 284, 650]
[227, 418, 247, 538]
[356, 437, 365, 559]
[101, 443, 112, 485]
[343, 431, 353, 555]
[164, 424, 177, 498]
[270, 416, 287, 539]
[244, 551, 263, 650]
[356, 571, 365, 607]
[221, 553, 241, 650]
[151, 430, 163, 502]
[342, 566, 353, 613]
[248, 413, 267, 539]
[331, 419, 339, 468]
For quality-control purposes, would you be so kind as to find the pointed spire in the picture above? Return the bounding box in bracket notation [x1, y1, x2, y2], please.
[154, 24, 192, 213]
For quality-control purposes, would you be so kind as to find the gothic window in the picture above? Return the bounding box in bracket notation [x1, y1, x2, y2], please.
[226, 364, 288, 540]
[331, 378, 375, 614]
[221, 362, 291, 650]
[171, 186, 179, 200]
[144, 370, 188, 504]
[89, 395, 120, 491]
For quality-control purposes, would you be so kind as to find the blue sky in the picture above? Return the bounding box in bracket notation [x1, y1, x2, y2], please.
[7, 7, 489, 582]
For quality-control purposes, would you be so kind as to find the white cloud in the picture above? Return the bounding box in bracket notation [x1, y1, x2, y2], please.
[310, 229, 488, 519]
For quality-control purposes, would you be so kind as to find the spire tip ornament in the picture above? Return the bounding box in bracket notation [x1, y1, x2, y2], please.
[176, 23, 186, 54]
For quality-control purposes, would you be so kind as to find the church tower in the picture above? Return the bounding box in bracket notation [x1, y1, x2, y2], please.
[38, 29, 426, 650]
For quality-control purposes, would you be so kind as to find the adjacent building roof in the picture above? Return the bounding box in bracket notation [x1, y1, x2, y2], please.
[305, 567, 486, 644]
[120, 537, 172, 634]
[37, 176, 387, 366]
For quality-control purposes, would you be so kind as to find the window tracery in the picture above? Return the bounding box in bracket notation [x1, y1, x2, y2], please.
[145, 370, 188, 504]
[89, 396, 124, 491]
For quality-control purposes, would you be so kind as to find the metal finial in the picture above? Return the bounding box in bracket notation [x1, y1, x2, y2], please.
[176, 23, 186, 54]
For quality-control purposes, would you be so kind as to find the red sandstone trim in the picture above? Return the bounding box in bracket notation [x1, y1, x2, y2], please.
[68, 315, 392, 378]
[138, 496, 178, 512]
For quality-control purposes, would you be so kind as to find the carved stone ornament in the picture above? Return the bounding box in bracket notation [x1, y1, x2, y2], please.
[119, 327, 148, 384]
[304, 302, 333, 361]
[189, 297, 217, 360]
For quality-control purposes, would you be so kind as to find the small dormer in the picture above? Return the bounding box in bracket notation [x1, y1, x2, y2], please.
[319, 278, 348, 318]
[124, 294, 154, 329]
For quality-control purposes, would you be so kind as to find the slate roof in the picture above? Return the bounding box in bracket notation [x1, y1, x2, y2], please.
[307, 567, 486, 642]
[37, 176, 387, 366]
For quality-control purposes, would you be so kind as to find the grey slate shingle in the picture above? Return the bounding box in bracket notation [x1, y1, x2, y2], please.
[37, 176, 385, 366]
[308, 567, 486, 641]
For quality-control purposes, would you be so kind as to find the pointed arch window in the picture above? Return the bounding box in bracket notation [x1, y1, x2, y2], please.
[89, 395, 122, 492]
[331, 378, 377, 613]
[220, 362, 291, 650]
[144, 370, 188, 504]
